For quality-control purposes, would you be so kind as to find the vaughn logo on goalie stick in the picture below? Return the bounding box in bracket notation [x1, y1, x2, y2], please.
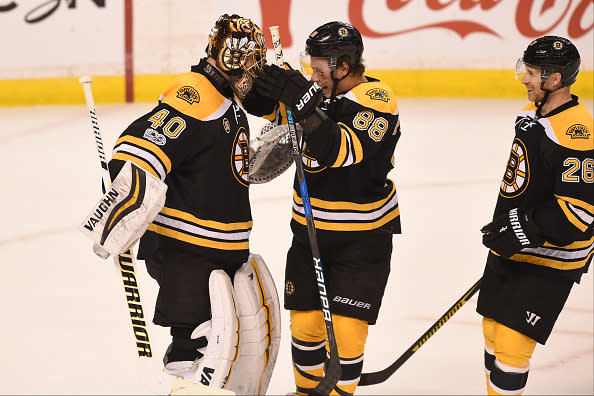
[83, 188, 120, 231]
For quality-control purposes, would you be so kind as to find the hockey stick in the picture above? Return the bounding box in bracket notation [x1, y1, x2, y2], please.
[269, 26, 341, 395]
[79, 76, 153, 358]
[358, 278, 482, 386]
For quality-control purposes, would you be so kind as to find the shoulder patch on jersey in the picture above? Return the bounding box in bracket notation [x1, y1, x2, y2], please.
[546, 104, 593, 151]
[161, 72, 228, 121]
[349, 81, 398, 115]
[365, 87, 389, 102]
[176, 86, 200, 104]
[566, 124, 590, 139]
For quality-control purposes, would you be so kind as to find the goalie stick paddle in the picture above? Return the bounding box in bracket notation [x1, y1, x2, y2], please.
[79, 76, 153, 358]
[269, 26, 341, 395]
[358, 278, 482, 386]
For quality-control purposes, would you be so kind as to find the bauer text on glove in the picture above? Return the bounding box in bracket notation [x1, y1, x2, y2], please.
[254, 64, 322, 120]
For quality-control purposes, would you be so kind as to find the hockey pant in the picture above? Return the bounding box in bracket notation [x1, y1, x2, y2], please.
[483, 317, 537, 395]
[290, 310, 368, 395]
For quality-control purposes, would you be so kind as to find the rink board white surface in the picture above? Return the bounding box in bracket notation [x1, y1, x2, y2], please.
[0, 98, 592, 395]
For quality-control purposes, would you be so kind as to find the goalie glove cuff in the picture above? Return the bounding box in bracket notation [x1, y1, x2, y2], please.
[481, 207, 544, 258]
[80, 160, 167, 258]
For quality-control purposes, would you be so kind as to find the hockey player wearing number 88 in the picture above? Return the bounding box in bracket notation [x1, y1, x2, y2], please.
[252, 21, 402, 395]
[477, 36, 593, 396]
[79, 14, 281, 395]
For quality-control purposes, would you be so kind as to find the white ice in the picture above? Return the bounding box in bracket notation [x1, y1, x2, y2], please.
[0, 98, 592, 395]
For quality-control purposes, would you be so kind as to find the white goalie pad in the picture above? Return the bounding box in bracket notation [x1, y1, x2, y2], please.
[249, 123, 302, 184]
[226, 253, 282, 395]
[169, 270, 240, 394]
[79, 160, 167, 258]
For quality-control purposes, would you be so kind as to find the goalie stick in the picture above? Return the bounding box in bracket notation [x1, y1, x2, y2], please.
[269, 26, 341, 395]
[358, 278, 482, 386]
[79, 76, 153, 358]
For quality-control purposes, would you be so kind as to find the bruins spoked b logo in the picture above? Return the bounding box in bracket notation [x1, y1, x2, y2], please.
[500, 137, 530, 198]
[231, 127, 250, 187]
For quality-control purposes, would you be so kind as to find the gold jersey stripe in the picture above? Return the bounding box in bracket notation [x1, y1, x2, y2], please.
[511, 248, 594, 271]
[293, 182, 396, 211]
[554, 194, 594, 214]
[147, 224, 249, 250]
[160, 206, 253, 231]
[111, 152, 160, 179]
[292, 206, 400, 231]
[114, 135, 172, 173]
[557, 199, 589, 232]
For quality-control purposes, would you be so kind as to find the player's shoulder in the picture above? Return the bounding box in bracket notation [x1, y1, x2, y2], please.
[544, 102, 593, 151]
[343, 79, 398, 115]
[160, 72, 231, 121]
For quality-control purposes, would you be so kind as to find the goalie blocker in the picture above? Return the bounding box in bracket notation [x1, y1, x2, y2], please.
[80, 160, 167, 258]
[168, 254, 281, 396]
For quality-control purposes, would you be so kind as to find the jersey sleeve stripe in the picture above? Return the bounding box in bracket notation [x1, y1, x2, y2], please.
[113, 144, 167, 180]
[511, 236, 594, 270]
[332, 123, 348, 167]
[115, 136, 172, 173]
[111, 152, 161, 180]
[557, 199, 589, 232]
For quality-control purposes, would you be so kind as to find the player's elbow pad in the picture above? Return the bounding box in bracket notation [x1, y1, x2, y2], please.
[80, 160, 167, 258]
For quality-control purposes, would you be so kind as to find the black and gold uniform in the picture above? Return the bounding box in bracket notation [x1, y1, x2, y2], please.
[285, 77, 401, 325]
[108, 58, 252, 327]
[477, 95, 593, 344]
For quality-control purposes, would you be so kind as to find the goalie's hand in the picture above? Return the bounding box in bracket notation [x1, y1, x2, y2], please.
[481, 207, 543, 258]
[254, 64, 322, 120]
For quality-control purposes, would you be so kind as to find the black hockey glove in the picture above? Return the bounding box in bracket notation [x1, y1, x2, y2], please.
[254, 64, 322, 120]
[481, 207, 544, 258]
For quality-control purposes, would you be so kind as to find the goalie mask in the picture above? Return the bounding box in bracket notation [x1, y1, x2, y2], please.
[206, 14, 267, 99]
[515, 36, 580, 90]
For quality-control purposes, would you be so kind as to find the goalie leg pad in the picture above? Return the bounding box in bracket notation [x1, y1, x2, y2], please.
[168, 270, 239, 393]
[226, 253, 281, 395]
[80, 160, 167, 258]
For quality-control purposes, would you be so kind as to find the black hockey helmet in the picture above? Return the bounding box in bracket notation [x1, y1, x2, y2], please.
[206, 14, 266, 77]
[305, 21, 363, 68]
[518, 36, 581, 87]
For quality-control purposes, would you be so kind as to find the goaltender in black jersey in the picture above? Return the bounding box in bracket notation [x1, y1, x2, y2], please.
[80, 14, 282, 396]
[477, 36, 593, 396]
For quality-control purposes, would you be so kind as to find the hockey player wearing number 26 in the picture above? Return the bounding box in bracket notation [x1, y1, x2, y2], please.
[253, 22, 402, 395]
[79, 14, 282, 395]
[477, 36, 593, 396]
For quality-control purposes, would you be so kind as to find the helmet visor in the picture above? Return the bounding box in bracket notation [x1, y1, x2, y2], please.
[515, 58, 527, 81]
[300, 51, 335, 79]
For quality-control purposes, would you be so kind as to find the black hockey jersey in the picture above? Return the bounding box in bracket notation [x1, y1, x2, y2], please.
[488, 96, 594, 281]
[291, 78, 401, 245]
[109, 59, 252, 262]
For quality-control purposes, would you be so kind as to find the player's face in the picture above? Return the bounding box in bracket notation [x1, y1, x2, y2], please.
[521, 65, 545, 102]
[309, 57, 334, 98]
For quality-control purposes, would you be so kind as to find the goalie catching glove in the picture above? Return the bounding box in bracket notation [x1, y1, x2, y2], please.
[481, 207, 544, 258]
[249, 122, 302, 184]
[254, 63, 322, 121]
[80, 160, 167, 258]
